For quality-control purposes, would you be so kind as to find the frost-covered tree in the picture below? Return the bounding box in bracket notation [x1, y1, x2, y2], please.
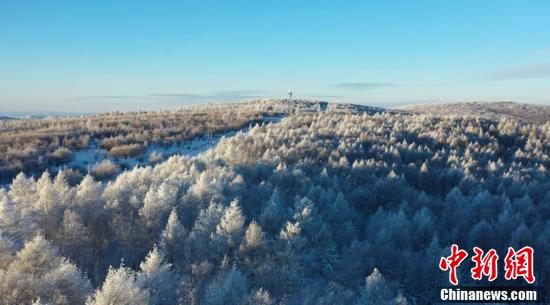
[40, 260, 92, 305]
[186, 201, 224, 261]
[356, 268, 406, 305]
[8, 172, 37, 204]
[0, 269, 36, 305]
[0, 234, 91, 305]
[86, 265, 149, 305]
[35, 172, 65, 239]
[0, 230, 14, 269]
[204, 265, 248, 305]
[214, 199, 245, 249]
[137, 247, 178, 305]
[11, 234, 62, 277]
[160, 208, 186, 266]
[0, 187, 36, 241]
[240, 220, 266, 253]
[246, 288, 273, 305]
[73, 175, 104, 218]
[259, 189, 285, 234]
[139, 182, 178, 237]
[58, 210, 90, 260]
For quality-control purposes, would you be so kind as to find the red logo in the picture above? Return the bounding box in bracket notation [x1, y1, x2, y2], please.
[439, 244, 469, 285]
[470, 247, 499, 282]
[504, 246, 535, 284]
[439, 245, 535, 285]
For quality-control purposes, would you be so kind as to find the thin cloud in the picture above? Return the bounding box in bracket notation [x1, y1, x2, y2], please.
[151, 90, 269, 100]
[489, 62, 550, 80]
[309, 94, 345, 99]
[81, 95, 134, 100]
[76, 90, 271, 107]
[331, 82, 393, 90]
[150, 93, 206, 98]
[214, 90, 266, 97]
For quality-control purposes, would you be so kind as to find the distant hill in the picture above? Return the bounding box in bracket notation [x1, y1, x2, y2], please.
[0, 116, 15, 121]
[399, 101, 550, 124]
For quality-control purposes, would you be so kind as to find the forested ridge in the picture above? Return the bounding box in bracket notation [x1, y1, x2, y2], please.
[402, 101, 550, 124]
[0, 100, 548, 304]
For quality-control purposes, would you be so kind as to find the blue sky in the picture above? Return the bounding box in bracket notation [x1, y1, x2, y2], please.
[1, 1, 549, 112]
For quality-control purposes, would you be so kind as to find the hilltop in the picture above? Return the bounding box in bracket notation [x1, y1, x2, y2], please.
[0, 99, 386, 183]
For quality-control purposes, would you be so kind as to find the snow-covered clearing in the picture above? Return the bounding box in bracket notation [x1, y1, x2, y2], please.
[56, 115, 283, 173]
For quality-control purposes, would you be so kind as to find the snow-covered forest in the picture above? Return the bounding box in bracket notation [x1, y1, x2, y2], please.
[0, 100, 300, 184]
[402, 101, 550, 124]
[0, 100, 548, 305]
